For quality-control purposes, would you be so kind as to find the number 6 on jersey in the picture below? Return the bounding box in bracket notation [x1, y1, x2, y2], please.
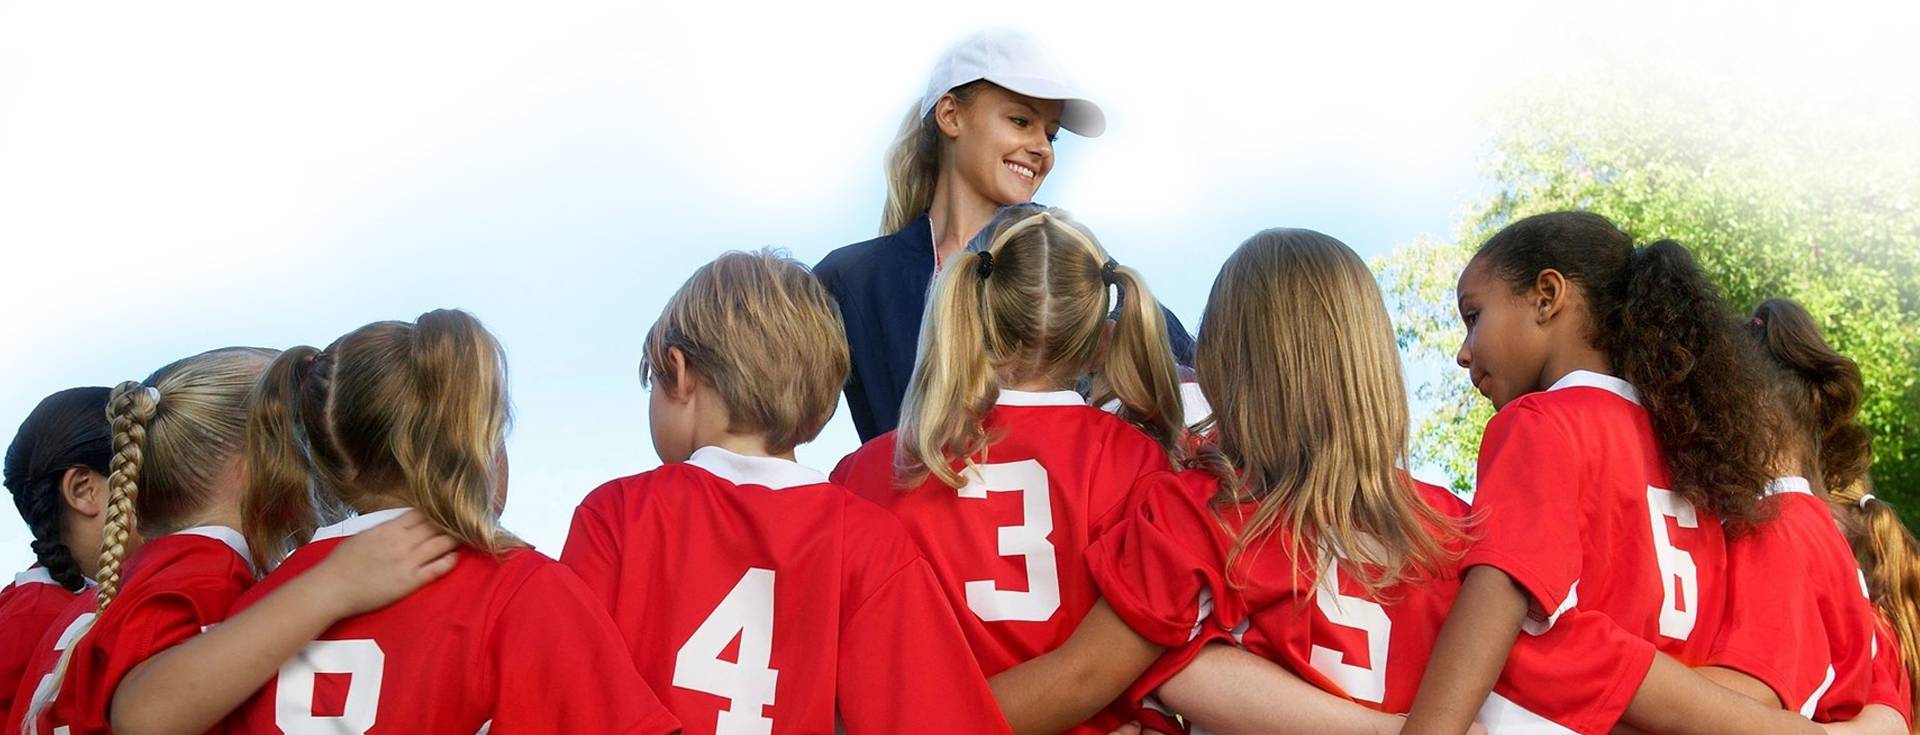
[676, 567, 779, 735]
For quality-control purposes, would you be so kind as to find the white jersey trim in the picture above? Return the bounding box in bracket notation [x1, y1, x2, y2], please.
[13, 567, 57, 588]
[1765, 476, 1814, 497]
[687, 446, 827, 491]
[1546, 369, 1641, 406]
[176, 525, 252, 565]
[1180, 382, 1212, 426]
[310, 507, 413, 543]
[1521, 580, 1579, 636]
[995, 389, 1086, 407]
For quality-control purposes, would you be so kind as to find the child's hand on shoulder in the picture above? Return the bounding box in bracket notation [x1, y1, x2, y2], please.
[308, 510, 460, 617]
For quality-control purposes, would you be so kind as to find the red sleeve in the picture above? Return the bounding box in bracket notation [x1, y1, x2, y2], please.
[53, 576, 242, 730]
[1493, 607, 1657, 735]
[1088, 431, 1175, 544]
[0, 595, 61, 719]
[829, 448, 860, 486]
[559, 485, 624, 612]
[1706, 514, 1822, 710]
[1870, 616, 1913, 725]
[1459, 403, 1585, 626]
[489, 562, 681, 735]
[836, 555, 1011, 734]
[1087, 471, 1240, 650]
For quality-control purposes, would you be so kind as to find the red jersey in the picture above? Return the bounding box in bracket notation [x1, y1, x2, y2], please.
[1089, 467, 1648, 734]
[226, 508, 678, 734]
[564, 447, 1006, 735]
[1710, 477, 1877, 719]
[15, 527, 252, 735]
[832, 389, 1173, 733]
[1869, 613, 1913, 725]
[0, 568, 84, 720]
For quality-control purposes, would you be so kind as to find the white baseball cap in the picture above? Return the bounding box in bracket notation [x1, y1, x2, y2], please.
[919, 30, 1106, 138]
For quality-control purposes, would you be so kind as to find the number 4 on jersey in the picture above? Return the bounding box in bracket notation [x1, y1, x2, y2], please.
[676, 567, 780, 735]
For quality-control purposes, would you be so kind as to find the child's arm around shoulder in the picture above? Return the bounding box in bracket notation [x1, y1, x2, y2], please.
[109, 511, 457, 735]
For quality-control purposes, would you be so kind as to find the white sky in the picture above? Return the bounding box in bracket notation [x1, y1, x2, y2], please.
[3, 1, 1915, 571]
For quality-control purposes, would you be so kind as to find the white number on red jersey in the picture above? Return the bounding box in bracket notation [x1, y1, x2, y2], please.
[1646, 486, 1700, 639]
[957, 460, 1061, 622]
[675, 567, 779, 735]
[275, 638, 385, 734]
[23, 612, 95, 735]
[1308, 562, 1391, 703]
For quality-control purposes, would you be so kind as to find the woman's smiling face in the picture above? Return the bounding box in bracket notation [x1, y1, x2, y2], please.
[937, 83, 1062, 206]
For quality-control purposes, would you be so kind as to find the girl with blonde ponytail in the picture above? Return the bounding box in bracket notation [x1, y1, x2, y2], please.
[831, 206, 1182, 733]
[8, 348, 455, 735]
[221, 309, 680, 734]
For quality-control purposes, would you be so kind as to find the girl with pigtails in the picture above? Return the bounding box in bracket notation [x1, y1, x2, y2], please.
[221, 309, 679, 734]
[830, 205, 1186, 732]
[1, 388, 111, 718]
[7, 349, 452, 735]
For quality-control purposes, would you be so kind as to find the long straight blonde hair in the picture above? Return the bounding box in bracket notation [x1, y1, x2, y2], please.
[1194, 229, 1456, 595]
[245, 309, 517, 570]
[894, 206, 1183, 489]
[879, 81, 987, 236]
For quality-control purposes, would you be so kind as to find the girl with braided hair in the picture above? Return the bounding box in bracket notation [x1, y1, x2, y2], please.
[1, 388, 111, 718]
[7, 348, 457, 735]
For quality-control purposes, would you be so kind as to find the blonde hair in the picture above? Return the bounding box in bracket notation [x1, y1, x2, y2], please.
[640, 248, 850, 454]
[244, 309, 516, 571]
[1193, 229, 1455, 596]
[1830, 479, 1920, 721]
[880, 81, 987, 235]
[894, 206, 1183, 489]
[23, 347, 275, 734]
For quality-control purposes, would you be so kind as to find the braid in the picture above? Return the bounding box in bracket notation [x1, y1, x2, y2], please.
[97, 381, 158, 610]
[23, 483, 86, 591]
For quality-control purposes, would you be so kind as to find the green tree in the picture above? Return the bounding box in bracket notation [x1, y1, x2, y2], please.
[1378, 79, 1920, 519]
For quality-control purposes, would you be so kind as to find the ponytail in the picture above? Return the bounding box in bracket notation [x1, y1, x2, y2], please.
[1609, 240, 1774, 527]
[97, 381, 158, 610]
[1750, 298, 1872, 493]
[895, 249, 998, 488]
[400, 310, 513, 552]
[243, 345, 325, 571]
[1832, 482, 1920, 719]
[1096, 265, 1183, 453]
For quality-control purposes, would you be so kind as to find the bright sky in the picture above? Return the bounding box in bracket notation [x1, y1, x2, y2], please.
[3, 1, 1914, 572]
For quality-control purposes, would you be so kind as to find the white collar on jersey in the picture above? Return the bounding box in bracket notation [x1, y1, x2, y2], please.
[1765, 476, 1814, 497]
[310, 507, 413, 543]
[1099, 383, 1214, 426]
[995, 388, 1086, 407]
[686, 446, 826, 491]
[12, 567, 98, 589]
[175, 525, 252, 563]
[1546, 369, 1642, 406]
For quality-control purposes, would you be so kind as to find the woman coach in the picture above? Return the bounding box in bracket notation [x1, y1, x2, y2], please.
[815, 30, 1195, 442]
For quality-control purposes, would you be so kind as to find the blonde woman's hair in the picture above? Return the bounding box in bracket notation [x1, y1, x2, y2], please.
[880, 81, 987, 235]
[894, 206, 1183, 489]
[1193, 229, 1456, 596]
[640, 248, 850, 454]
[244, 309, 516, 571]
[23, 347, 275, 734]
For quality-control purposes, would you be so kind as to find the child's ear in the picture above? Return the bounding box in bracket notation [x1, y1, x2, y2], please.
[1534, 268, 1570, 325]
[666, 347, 698, 402]
[60, 467, 106, 518]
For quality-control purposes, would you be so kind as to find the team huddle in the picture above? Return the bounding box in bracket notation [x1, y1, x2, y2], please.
[3, 28, 1917, 735]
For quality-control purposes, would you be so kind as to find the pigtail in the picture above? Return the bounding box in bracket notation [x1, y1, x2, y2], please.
[1097, 265, 1184, 455]
[1751, 299, 1872, 493]
[1831, 483, 1920, 719]
[895, 250, 998, 489]
[399, 310, 514, 554]
[242, 346, 324, 571]
[97, 381, 158, 610]
[1609, 240, 1775, 528]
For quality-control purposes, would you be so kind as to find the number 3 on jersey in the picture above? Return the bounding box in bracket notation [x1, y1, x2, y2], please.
[1646, 486, 1699, 640]
[958, 460, 1060, 622]
[1309, 563, 1390, 703]
[676, 567, 779, 735]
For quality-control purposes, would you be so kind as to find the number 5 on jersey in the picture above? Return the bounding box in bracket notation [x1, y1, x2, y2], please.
[676, 567, 779, 735]
[959, 460, 1060, 622]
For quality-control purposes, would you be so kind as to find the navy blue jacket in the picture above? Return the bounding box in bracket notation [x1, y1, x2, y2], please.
[815, 213, 1195, 442]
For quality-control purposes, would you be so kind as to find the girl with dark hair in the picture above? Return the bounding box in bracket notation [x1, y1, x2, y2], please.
[1, 387, 111, 717]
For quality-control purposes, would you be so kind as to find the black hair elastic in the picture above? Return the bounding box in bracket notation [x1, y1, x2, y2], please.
[976, 251, 995, 279]
[1101, 258, 1119, 285]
